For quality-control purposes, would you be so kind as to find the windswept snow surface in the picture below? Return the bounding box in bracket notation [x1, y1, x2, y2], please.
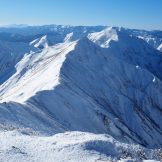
[0, 131, 161, 162]
[0, 25, 162, 161]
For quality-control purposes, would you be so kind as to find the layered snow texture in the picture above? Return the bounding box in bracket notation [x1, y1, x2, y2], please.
[0, 131, 161, 162]
[0, 25, 162, 161]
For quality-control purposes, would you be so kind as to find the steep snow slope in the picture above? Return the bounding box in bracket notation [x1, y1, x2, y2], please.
[0, 41, 77, 102]
[0, 40, 109, 134]
[0, 37, 162, 148]
[0, 131, 161, 162]
[0, 101, 65, 134]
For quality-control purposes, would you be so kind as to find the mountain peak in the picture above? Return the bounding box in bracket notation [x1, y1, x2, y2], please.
[88, 27, 118, 48]
[30, 35, 48, 49]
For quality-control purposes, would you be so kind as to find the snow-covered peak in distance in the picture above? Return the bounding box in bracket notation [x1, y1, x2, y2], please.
[88, 27, 118, 48]
[64, 32, 73, 42]
[30, 35, 48, 49]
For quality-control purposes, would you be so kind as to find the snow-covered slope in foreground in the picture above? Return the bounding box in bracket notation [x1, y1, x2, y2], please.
[0, 131, 161, 162]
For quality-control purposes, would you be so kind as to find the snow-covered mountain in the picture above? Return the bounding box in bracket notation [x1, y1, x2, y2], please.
[0, 25, 162, 161]
[89, 27, 162, 80]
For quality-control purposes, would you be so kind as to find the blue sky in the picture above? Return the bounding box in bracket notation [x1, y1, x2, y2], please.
[0, 0, 162, 29]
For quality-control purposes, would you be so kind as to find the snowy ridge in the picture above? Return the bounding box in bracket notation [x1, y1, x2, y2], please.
[0, 41, 77, 102]
[0, 25, 162, 161]
[0, 36, 162, 148]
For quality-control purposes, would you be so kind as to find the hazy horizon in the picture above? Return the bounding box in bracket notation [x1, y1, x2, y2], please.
[0, 23, 162, 31]
[0, 0, 162, 30]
